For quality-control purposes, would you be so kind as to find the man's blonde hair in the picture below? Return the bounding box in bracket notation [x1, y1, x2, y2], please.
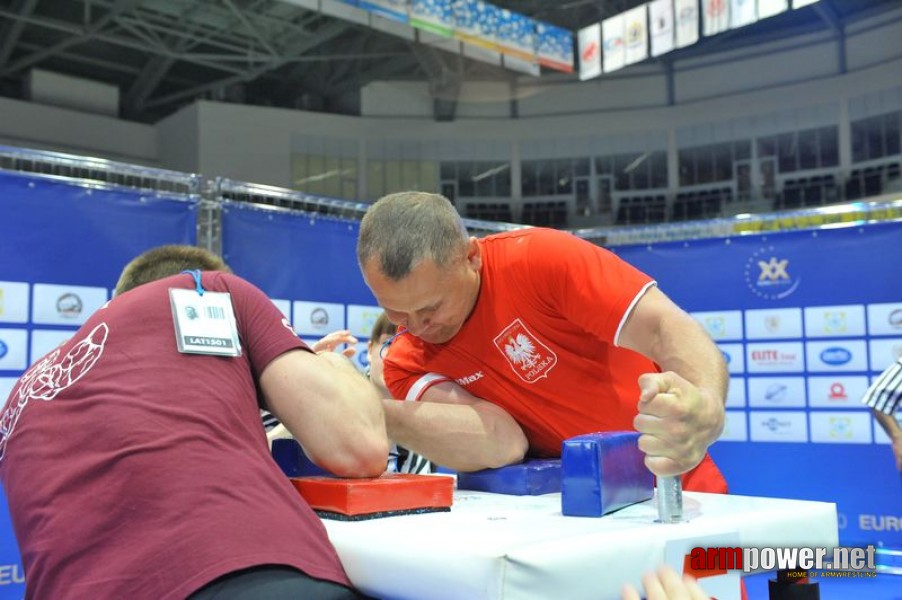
[115, 245, 230, 296]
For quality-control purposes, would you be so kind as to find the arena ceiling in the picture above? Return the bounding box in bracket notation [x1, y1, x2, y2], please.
[0, 0, 896, 123]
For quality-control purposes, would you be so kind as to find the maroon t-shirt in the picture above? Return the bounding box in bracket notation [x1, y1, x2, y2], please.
[0, 272, 351, 599]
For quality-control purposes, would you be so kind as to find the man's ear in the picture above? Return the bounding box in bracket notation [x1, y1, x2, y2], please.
[466, 236, 482, 270]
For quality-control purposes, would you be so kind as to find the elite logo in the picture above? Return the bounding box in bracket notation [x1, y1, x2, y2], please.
[493, 319, 557, 383]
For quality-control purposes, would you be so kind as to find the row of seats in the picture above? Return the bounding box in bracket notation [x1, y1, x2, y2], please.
[775, 175, 838, 210]
[462, 165, 901, 226]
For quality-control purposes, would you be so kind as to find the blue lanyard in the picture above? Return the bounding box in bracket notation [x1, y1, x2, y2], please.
[181, 269, 205, 296]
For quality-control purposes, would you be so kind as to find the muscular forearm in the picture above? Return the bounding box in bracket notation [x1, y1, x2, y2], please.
[382, 398, 527, 472]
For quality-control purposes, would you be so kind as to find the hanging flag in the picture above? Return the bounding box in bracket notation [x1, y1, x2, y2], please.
[536, 21, 574, 73]
[497, 10, 537, 62]
[623, 4, 649, 66]
[602, 13, 625, 73]
[578, 23, 602, 81]
[730, 0, 757, 28]
[359, 0, 409, 23]
[702, 0, 730, 37]
[757, 0, 788, 19]
[675, 0, 699, 48]
[650, 0, 675, 57]
[410, 0, 454, 37]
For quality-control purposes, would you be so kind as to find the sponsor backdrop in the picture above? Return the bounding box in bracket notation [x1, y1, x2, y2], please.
[0, 171, 199, 598]
[1, 170, 899, 598]
[612, 221, 902, 547]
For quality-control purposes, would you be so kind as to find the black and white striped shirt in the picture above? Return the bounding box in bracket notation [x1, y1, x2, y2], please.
[862, 358, 902, 415]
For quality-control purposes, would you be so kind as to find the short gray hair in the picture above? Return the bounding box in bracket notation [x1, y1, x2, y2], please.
[357, 192, 469, 280]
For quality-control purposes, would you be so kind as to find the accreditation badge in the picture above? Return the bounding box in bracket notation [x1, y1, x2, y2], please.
[169, 288, 242, 357]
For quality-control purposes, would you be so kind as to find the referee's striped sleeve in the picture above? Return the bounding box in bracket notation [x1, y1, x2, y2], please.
[862, 359, 902, 415]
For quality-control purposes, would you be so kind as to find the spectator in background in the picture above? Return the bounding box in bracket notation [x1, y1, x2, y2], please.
[0, 245, 387, 600]
[862, 356, 902, 471]
[368, 312, 431, 474]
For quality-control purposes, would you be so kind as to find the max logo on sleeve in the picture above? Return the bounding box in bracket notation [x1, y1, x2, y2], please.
[493, 319, 557, 384]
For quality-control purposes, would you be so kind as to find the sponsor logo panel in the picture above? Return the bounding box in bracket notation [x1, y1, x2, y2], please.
[806, 376, 870, 408]
[866, 302, 902, 336]
[867, 338, 902, 372]
[743, 246, 801, 301]
[803, 305, 866, 338]
[726, 377, 746, 408]
[805, 340, 868, 372]
[747, 377, 806, 408]
[31, 284, 107, 326]
[30, 330, 75, 365]
[749, 410, 808, 442]
[0, 329, 28, 371]
[746, 342, 804, 373]
[347, 304, 384, 338]
[719, 410, 748, 442]
[0, 282, 29, 324]
[744, 308, 803, 340]
[690, 310, 744, 341]
[292, 301, 345, 336]
[718, 343, 745, 374]
[809, 411, 873, 444]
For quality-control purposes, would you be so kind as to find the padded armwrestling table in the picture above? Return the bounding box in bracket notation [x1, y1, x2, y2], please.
[322, 488, 838, 600]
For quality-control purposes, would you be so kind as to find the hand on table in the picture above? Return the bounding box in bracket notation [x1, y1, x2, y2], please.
[633, 371, 724, 477]
[622, 566, 710, 600]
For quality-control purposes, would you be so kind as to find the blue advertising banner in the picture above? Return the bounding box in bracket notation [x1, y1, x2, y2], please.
[0, 170, 198, 599]
[612, 221, 902, 547]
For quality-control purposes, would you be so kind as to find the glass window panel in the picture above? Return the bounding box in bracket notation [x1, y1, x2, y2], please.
[650, 151, 668, 188]
[678, 149, 695, 186]
[851, 121, 867, 163]
[757, 136, 776, 157]
[614, 154, 632, 190]
[819, 127, 839, 167]
[556, 159, 573, 194]
[798, 129, 818, 170]
[475, 162, 494, 197]
[458, 162, 475, 197]
[777, 133, 797, 173]
[521, 160, 538, 196]
[573, 158, 590, 177]
[697, 147, 714, 184]
[537, 161, 555, 195]
[867, 117, 885, 160]
[496, 166, 512, 197]
[734, 140, 751, 160]
[886, 112, 901, 156]
[714, 143, 732, 181]
[595, 155, 613, 175]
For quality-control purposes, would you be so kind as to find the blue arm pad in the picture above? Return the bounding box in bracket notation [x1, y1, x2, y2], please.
[457, 458, 562, 495]
[561, 431, 653, 517]
[271, 438, 335, 478]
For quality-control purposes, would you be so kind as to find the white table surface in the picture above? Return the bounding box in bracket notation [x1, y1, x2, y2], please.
[323, 488, 838, 600]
